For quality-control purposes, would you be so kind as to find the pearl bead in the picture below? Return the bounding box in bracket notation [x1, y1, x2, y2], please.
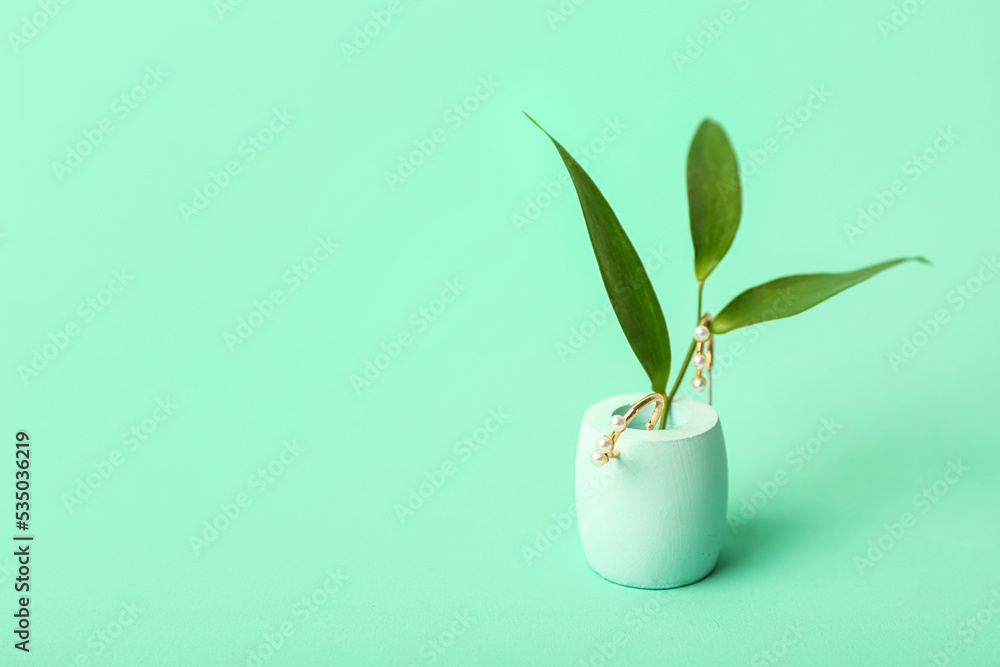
[610, 415, 626, 431]
[693, 353, 707, 369]
[590, 451, 608, 466]
[694, 325, 710, 342]
[692, 376, 708, 392]
[596, 436, 614, 454]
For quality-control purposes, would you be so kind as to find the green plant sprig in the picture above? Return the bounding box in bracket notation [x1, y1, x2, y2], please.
[526, 113, 928, 429]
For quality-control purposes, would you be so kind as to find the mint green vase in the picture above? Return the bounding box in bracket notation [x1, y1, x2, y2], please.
[575, 394, 728, 589]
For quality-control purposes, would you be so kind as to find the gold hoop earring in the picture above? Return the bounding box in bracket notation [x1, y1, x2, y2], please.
[590, 392, 666, 466]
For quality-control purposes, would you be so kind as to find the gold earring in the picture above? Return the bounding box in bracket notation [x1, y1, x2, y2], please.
[692, 313, 714, 403]
[590, 392, 666, 466]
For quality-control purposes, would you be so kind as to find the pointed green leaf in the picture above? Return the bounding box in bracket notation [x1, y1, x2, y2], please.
[525, 113, 671, 391]
[688, 119, 741, 283]
[711, 257, 930, 334]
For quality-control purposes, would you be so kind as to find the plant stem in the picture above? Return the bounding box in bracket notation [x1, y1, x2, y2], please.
[659, 337, 698, 429]
[660, 284, 706, 429]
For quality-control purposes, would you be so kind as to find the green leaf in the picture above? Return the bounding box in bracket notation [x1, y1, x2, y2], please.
[687, 119, 742, 283]
[525, 113, 671, 391]
[711, 257, 930, 334]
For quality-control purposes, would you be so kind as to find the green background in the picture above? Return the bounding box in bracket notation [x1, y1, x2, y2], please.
[2, 0, 999, 664]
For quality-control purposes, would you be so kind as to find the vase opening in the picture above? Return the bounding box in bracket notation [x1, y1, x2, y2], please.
[611, 398, 693, 431]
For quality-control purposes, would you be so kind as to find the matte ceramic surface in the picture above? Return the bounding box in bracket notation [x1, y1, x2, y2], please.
[575, 394, 728, 589]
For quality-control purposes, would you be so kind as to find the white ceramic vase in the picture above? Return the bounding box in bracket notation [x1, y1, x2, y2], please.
[575, 393, 728, 589]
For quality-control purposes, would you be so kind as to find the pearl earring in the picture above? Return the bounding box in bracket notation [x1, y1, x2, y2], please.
[590, 392, 666, 466]
[691, 314, 714, 402]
